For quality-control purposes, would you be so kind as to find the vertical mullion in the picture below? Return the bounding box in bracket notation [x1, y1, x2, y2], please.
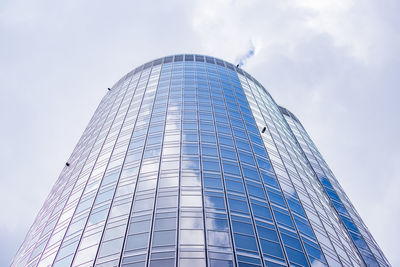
[117, 64, 159, 266]
[90, 70, 142, 266]
[215, 65, 266, 267]
[69, 75, 134, 266]
[204, 61, 238, 267]
[145, 62, 171, 266]
[238, 73, 311, 266]
[51, 78, 128, 266]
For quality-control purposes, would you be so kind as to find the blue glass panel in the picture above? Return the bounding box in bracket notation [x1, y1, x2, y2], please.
[222, 161, 241, 176]
[267, 190, 286, 206]
[182, 132, 198, 142]
[238, 151, 256, 165]
[237, 256, 261, 267]
[274, 211, 294, 228]
[199, 112, 213, 121]
[285, 247, 309, 266]
[147, 135, 163, 146]
[182, 144, 199, 155]
[261, 172, 279, 187]
[242, 167, 260, 182]
[234, 234, 258, 251]
[201, 132, 217, 143]
[280, 233, 302, 251]
[149, 258, 175, 267]
[210, 259, 234, 267]
[252, 145, 269, 159]
[245, 123, 259, 135]
[293, 216, 314, 237]
[204, 176, 223, 189]
[225, 179, 245, 194]
[251, 203, 272, 221]
[246, 183, 265, 199]
[201, 145, 218, 157]
[231, 118, 244, 128]
[220, 148, 237, 161]
[256, 225, 279, 242]
[248, 133, 264, 146]
[218, 135, 234, 146]
[236, 139, 252, 151]
[256, 157, 272, 171]
[203, 159, 221, 172]
[228, 199, 249, 214]
[232, 127, 247, 138]
[259, 239, 284, 259]
[286, 198, 305, 216]
[232, 221, 255, 235]
[125, 233, 149, 250]
[200, 121, 215, 131]
[217, 124, 231, 134]
[152, 230, 175, 246]
[206, 218, 229, 231]
[183, 122, 198, 130]
[182, 158, 200, 169]
[304, 242, 323, 261]
[206, 196, 226, 209]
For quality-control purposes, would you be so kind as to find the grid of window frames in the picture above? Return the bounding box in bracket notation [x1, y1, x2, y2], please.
[280, 107, 390, 267]
[237, 76, 364, 267]
[11, 54, 389, 267]
[12, 77, 127, 267]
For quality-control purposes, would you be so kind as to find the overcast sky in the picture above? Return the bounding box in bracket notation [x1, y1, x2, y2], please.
[1, 0, 399, 265]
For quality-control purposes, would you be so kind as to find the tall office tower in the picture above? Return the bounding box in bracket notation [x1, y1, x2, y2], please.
[12, 54, 389, 267]
[279, 107, 390, 267]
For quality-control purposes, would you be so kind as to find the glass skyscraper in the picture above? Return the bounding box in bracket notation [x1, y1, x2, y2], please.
[12, 54, 389, 267]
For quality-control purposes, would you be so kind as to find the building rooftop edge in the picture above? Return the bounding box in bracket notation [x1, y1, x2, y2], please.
[113, 54, 264, 91]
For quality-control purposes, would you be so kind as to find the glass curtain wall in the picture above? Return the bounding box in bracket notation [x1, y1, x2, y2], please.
[12, 55, 389, 267]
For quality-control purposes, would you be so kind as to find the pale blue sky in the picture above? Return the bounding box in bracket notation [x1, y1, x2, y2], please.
[1, 0, 399, 265]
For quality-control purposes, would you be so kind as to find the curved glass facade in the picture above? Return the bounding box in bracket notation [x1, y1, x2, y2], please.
[280, 107, 390, 267]
[12, 54, 389, 267]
